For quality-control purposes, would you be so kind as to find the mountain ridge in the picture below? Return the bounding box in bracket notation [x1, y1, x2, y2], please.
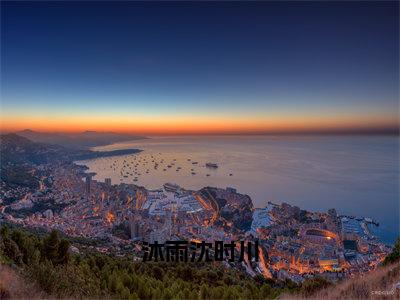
[16, 129, 146, 149]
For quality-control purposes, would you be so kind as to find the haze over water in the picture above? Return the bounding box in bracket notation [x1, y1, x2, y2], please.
[77, 135, 399, 244]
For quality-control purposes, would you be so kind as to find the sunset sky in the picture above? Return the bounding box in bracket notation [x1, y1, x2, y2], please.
[1, 1, 399, 134]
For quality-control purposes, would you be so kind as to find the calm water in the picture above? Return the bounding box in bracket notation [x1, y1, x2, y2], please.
[76, 135, 399, 244]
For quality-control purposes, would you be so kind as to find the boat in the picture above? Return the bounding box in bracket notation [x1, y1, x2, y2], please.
[164, 183, 180, 192]
[206, 163, 218, 168]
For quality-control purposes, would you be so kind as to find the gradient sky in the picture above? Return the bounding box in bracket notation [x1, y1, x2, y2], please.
[1, 1, 399, 134]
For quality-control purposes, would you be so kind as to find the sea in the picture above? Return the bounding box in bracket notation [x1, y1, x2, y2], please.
[75, 135, 399, 244]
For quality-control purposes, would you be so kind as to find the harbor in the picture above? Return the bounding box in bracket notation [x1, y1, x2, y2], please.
[76, 135, 399, 245]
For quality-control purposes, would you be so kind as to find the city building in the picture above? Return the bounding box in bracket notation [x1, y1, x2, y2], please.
[85, 175, 92, 196]
[105, 178, 112, 187]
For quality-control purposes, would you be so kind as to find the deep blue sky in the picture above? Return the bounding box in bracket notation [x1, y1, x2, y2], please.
[1, 1, 399, 133]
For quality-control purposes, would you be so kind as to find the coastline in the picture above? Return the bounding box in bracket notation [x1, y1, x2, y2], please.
[74, 148, 143, 161]
[73, 136, 399, 245]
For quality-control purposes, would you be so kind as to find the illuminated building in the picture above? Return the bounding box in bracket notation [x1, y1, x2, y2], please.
[319, 258, 339, 270]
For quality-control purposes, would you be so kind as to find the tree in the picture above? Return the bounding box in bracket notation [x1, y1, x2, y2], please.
[383, 238, 400, 265]
[57, 239, 70, 264]
[10, 230, 38, 264]
[199, 284, 210, 300]
[2, 236, 22, 264]
[151, 287, 162, 300]
[42, 230, 60, 263]
[260, 284, 272, 298]
[129, 291, 139, 300]
[120, 286, 131, 299]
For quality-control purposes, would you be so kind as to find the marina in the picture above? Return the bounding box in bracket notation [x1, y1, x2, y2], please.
[75, 135, 399, 244]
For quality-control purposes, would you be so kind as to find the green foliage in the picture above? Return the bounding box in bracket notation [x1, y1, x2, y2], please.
[41, 229, 70, 265]
[383, 237, 400, 265]
[0, 225, 306, 299]
[1, 227, 23, 264]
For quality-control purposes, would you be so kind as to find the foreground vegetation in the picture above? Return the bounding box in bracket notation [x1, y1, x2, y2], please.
[287, 260, 400, 299]
[0, 226, 398, 299]
[0, 226, 329, 299]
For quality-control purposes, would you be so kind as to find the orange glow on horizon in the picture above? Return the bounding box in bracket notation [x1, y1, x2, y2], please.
[0, 113, 398, 135]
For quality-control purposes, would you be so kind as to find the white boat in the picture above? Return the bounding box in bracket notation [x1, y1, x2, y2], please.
[163, 182, 180, 192]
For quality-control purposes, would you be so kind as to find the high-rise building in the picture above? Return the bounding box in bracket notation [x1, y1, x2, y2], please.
[85, 175, 92, 196]
[129, 211, 142, 240]
[105, 178, 111, 187]
[149, 213, 172, 243]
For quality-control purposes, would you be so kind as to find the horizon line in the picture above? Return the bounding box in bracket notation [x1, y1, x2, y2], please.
[2, 127, 399, 136]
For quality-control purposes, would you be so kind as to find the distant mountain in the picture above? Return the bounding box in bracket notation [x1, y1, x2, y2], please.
[0, 134, 73, 188]
[0, 133, 72, 165]
[0, 134, 141, 189]
[0, 133, 141, 166]
[17, 129, 145, 149]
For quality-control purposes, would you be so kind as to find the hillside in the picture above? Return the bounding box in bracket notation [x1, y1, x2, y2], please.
[0, 264, 41, 299]
[283, 263, 400, 300]
[0, 133, 141, 189]
[1, 134, 76, 165]
[0, 226, 308, 299]
[1, 133, 142, 165]
[0, 226, 398, 299]
[283, 240, 400, 299]
[17, 129, 145, 149]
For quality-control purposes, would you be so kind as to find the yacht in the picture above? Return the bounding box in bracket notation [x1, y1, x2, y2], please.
[206, 163, 218, 168]
[164, 183, 180, 192]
